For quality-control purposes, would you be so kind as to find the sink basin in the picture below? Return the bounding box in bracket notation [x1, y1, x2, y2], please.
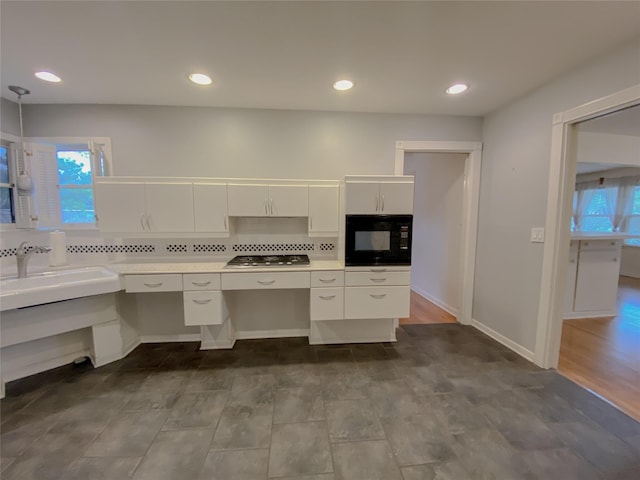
[0, 267, 122, 311]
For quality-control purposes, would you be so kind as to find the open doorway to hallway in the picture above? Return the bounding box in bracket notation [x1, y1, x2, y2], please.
[401, 152, 466, 325]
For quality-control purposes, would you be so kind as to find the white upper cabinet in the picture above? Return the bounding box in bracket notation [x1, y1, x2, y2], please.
[308, 185, 339, 235]
[95, 182, 147, 232]
[194, 183, 229, 233]
[95, 181, 194, 233]
[227, 183, 308, 217]
[345, 179, 414, 214]
[145, 183, 194, 232]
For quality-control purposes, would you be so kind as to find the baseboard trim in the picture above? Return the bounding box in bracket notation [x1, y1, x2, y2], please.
[140, 334, 202, 343]
[122, 338, 141, 357]
[471, 319, 535, 362]
[236, 329, 310, 340]
[563, 310, 617, 320]
[411, 287, 459, 318]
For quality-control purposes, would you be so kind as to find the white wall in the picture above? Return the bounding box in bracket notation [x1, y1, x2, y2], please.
[621, 246, 640, 278]
[577, 132, 640, 166]
[476, 38, 640, 353]
[22, 105, 482, 179]
[1, 98, 20, 136]
[404, 152, 466, 315]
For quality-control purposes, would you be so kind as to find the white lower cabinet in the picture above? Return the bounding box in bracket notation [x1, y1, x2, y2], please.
[183, 291, 225, 326]
[182, 274, 227, 327]
[310, 287, 344, 320]
[344, 286, 410, 319]
[221, 272, 310, 290]
[124, 274, 183, 293]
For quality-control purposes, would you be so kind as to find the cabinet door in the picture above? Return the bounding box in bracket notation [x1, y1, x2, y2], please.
[573, 249, 621, 312]
[95, 182, 146, 232]
[345, 182, 380, 214]
[183, 291, 225, 326]
[309, 185, 339, 235]
[194, 184, 228, 233]
[227, 184, 269, 216]
[344, 286, 410, 319]
[310, 287, 344, 320]
[269, 185, 308, 217]
[379, 182, 414, 214]
[145, 183, 195, 232]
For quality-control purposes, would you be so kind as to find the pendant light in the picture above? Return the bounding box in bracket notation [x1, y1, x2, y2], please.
[8, 85, 32, 195]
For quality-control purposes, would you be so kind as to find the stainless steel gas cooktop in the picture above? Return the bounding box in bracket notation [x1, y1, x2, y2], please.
[225, 254, 310, 268]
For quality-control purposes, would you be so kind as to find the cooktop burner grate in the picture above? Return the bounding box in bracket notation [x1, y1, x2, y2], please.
[225, 254, 310, 268]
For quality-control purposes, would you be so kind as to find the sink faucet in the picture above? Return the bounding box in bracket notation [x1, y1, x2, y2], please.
[16, 241, 51, 278]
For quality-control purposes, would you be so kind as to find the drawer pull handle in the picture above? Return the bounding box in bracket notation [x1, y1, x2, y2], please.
[370, 268, 387, 273]
[370, 294, 387, 299]
[370, 278, 387, 282]
[319, 295, 336, 300]
[191, 281, 211, 287]
[143, 282, 163, 288]
[319, 278, 336, 283]
[257, 280, 276, 285]
[193, 299, 212, 305]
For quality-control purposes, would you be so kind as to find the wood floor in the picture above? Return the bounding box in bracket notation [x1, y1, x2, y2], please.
[400, 290, 457, 325]
[559, 275, 640, 422]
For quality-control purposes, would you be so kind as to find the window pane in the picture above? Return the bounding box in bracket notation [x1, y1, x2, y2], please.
[0, 146, 9, 184]
[632, 186, 640, 215]
[581, 216, 612, 232]
[57, 151, 92, 186]
[60, 188, 94, 223]
[585, 190, 609, 215]
[0, 186, 14, 223]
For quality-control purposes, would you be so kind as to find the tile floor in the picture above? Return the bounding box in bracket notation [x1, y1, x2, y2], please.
[1, 324, 640, 480]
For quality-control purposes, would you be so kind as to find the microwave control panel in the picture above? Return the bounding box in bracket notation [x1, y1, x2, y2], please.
[400, 225, 410, 250]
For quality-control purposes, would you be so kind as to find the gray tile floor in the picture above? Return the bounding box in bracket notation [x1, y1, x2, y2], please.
[1, 323, 640, 479]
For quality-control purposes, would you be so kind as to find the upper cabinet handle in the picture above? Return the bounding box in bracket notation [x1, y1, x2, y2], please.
[143, 282, 163, 288]
[381, 195, 385, 212]
[319, 278, 336, 283]
[191, 281, 211, 287]
[264, 199, 269, 215]
[224, 215, 228, 230]
[375, 195, 379, 212]
[257, 279, 276, 285]
[270, 198, 274, 215]
[140, 214, 145, 230]
[145, 214, 151, 231]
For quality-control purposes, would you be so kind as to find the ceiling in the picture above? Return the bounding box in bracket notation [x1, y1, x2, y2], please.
[1, 1, 639, 116]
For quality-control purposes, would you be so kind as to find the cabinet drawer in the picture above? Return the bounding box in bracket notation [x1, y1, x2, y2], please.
[311, 271, 345, 287]
[310, 287, 344, 320]
[124, 274, 183, 293]
[579, 239, 622, 250]
[221, 272, 311, 290]
[344, 286, 410, 319]
[345, 271, 410, 286]
[183, 273, 221, 291]
[183, 291, 225, 326]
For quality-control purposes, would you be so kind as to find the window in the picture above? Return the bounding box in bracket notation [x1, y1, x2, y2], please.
[580, 188, 613, 232]
[0, 144, 14, 224]
[56, 147, 95, 223]
[625, 186, 640, 246]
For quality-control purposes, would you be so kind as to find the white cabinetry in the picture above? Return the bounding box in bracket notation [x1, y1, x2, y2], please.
[345, 179, 414, 214]
[565, 238, 622, 318]
[183, 274, 227, 326]
[308, 185, 339, 236]
[221, 271, 311, 290]
[310, 271, 345, 321]
[227, 184, 308, 217]
[95, 181, 194, 233]
[193, 184, 228, 234]
[344, 267, 411, 319]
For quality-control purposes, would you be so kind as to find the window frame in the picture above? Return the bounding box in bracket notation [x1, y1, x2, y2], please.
[0, 132, 21, 231]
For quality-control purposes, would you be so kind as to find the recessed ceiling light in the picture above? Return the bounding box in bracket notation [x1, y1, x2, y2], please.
[189, 73, 212, 86]
[35, 71, 61, 83]
[446, 83, 468, 95]
[333, 80, 354, 91]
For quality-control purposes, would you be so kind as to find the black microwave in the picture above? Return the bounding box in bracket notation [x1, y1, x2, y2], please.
[345, 214, 412, 266]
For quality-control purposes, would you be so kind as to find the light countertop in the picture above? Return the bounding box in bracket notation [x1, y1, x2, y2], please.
[107, 259, 344, 275]
[570, 232, 640, 240]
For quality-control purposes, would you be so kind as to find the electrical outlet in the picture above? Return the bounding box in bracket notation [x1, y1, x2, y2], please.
[531, 227, 545, 243]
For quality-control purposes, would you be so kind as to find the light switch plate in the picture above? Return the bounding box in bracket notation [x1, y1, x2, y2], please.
[531, 227, 545, 243]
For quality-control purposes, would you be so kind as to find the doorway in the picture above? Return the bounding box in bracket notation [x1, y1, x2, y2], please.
[401, 152, 467, 325]
[394, 140, 483, 327]
[535, 85, 640, 388]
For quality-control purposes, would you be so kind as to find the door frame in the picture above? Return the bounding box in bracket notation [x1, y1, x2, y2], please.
[394, 140, 482, 325]
[535, 84, 640, 368]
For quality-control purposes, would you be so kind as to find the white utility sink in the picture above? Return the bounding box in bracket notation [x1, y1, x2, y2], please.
[0, 267, 122, 311]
